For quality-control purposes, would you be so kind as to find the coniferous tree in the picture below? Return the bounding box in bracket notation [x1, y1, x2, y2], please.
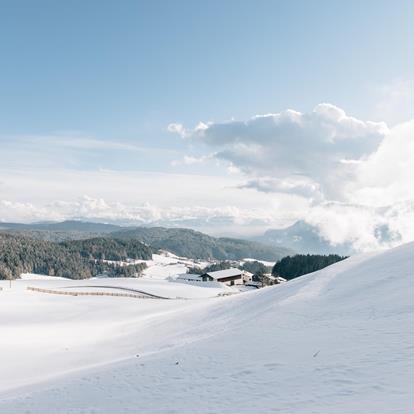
[272, 254, 347, 280]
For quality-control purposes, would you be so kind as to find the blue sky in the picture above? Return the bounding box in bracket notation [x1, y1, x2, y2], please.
[1, 1, 414, 249]
[2, 0, 413, 137]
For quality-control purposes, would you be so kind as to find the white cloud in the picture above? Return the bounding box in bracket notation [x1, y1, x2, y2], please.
[171, 104, 388, 200]
[3, 100, 414, 252]
[373, 79, 414, 125]
[239, 176, 322, 199]
[0, 195, 302, 236]
[0, 200, 56, 223]
[0, 132, 180, 173]
[168, 103, 414, 251]
[351, 120, 414, 206]
[167, 122, 208, 138]
[0, 167, 310, 235]
[167, 123, 188, 137]
[171, 154, 214, 167]
[305, 200, 414, 252]
[1, 133, 146, 152]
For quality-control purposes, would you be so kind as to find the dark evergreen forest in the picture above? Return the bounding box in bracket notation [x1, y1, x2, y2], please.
[0, 234, 151, 280]
[272, 254, 347, 280]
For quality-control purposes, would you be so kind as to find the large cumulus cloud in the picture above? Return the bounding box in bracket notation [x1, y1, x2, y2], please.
[170, 104, 388, 199]
[169, 104, 414, 251]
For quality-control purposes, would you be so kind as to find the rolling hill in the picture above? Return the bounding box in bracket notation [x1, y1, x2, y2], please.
[1, 240, 413, 412]
[0, 220, 293, 261]
[111, 226, 293, 261]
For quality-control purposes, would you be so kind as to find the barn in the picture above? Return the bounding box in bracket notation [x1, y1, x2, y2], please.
[201, 268, 245, 286]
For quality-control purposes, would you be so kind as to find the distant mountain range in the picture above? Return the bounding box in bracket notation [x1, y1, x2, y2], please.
[0, 220, 293, 262]
[0, 220, 119, 233]
[252, 220, 354, 256]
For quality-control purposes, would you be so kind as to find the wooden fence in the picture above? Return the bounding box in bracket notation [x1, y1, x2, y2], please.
[26, 286, 156, 299]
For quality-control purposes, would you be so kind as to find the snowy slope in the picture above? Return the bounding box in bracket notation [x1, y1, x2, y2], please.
[138, 252, 210, 279]
[1, 242, 414, 413]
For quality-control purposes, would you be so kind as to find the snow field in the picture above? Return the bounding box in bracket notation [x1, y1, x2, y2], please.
[1, 243, 414, 412]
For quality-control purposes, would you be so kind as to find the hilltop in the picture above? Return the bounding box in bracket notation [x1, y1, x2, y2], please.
[112, 226, 292, 261]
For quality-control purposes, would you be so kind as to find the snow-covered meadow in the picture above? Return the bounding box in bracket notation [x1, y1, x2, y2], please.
[99, 251, 210, 280]
[1, 243, 414, 413]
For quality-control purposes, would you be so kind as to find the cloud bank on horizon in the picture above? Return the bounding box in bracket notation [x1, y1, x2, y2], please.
[168, 103, 414, 251]
[2, 102, 414, 252]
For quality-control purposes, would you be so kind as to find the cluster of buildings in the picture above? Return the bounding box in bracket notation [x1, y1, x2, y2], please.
[177, 268, 286, 288]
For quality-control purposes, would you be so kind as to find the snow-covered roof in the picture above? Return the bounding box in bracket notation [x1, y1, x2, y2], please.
[203, 268, 242, 280]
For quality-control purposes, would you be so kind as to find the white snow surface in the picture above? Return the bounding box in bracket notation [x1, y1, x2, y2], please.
[142, 252, 210, 279]
[242, 257, 276, 267]
[1, 242, 414, 413]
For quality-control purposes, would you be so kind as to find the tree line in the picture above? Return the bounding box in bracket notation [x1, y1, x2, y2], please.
[272, 254, 347, 280]
[189, 255, 346, 284]
[188, 260, 271, 278]
[0, 234, 151, 280]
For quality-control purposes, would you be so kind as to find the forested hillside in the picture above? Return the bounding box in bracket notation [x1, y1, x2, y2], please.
[60, 237, 153, 261]
[112, 227, 292, 261]
[0, 230, 103, 242]
[0, 221, 299, 281]
[0, 234, 150, 280]
[0, 234, 93, 279]
[272, 254, 347, 280]
[0, 220, 294, 261]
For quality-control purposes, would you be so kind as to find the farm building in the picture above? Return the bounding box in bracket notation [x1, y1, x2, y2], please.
[201, 268, 248, 286]
[263, 274, 287, 285]
[175, 273, 203, 282]
[242, 271, 254, 283]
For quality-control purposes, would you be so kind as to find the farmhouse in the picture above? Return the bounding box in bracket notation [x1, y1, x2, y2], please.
[201, 268, 246, 286]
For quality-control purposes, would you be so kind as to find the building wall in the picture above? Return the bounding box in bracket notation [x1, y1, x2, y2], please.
[229, 278, 244, 286]
[201, 273, 244, 286]
[217, 275, 244, 286]
[242, 272, 253, 283]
